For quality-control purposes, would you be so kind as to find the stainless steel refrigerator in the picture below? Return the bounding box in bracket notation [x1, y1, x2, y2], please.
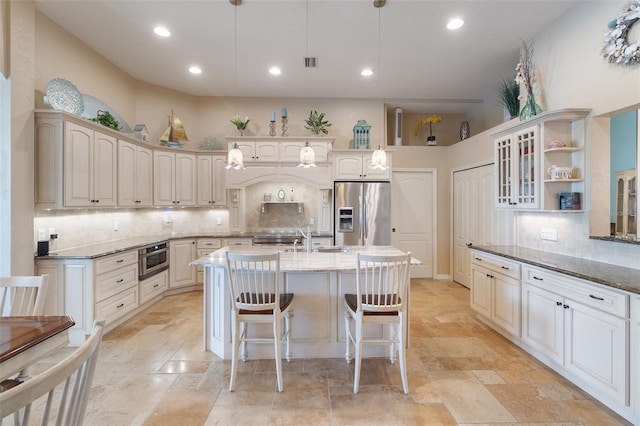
[334, 181, 391, 246]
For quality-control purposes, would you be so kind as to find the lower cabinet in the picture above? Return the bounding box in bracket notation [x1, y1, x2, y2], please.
[170, 239, 197, 288]
[35, 248, 140, 346]
[632, 295, 640, 418]
[139, 270, 168, 304]
[470, 252, 521, 336]
[196, 239, 223, 284]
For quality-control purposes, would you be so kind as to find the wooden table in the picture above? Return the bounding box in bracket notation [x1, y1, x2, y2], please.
[0, 316, 75, 381]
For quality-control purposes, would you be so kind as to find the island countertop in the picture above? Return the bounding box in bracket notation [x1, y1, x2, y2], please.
[191, 245, 420, 272]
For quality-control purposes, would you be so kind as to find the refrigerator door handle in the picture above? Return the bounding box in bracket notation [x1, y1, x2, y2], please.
[360, 194, 365, 243]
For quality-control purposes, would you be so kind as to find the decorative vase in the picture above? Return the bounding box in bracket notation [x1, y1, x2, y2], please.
[238, 129, 244, 136]
[426, 135, 437, 146]
[519, 94, 542, 121]
[459, 121, 470, 140]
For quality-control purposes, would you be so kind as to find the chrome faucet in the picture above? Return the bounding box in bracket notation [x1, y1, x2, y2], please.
[297, 227, 312, 253]
[292, 239, 299, 254]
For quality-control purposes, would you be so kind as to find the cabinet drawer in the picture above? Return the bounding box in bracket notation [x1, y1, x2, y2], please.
[197, 239, 222, 249]
[522, 265, 628, 318]
[471, 252, 520, 279]
[140, 270, 168, 304]
[95, 250, 138, 275]
[95, 286, 138, 325]
[225, 238, 252, 246]
[95, 263, 138, 302]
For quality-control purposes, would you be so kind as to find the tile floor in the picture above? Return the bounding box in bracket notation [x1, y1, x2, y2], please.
[34, 279, 630, 425]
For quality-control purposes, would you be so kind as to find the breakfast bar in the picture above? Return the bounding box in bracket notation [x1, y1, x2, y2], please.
[192, 246, 414, 360]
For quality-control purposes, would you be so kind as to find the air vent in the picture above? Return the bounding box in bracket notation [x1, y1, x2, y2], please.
[304, 57, 318, 68]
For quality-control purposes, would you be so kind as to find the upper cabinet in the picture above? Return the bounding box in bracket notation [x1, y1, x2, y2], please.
[332, 150, 392, 181]
[35, 112, 117, 209]
[225, 137, 334, 164]
[118, 140, 153, 207]
[490, 109, 590, 211]
[197, 154, 227, 206]
[153, 150, 197, 206]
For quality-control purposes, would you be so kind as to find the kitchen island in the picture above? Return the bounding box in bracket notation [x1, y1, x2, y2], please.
[191, 246, 415, 360]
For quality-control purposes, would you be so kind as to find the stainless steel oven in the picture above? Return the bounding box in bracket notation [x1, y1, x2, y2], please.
[139, 241, 169, 280]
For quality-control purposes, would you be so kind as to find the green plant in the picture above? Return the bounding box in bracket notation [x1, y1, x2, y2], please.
[499, 79, 520, 118]
[304, 110, 332, 135]
[90, 110, 121, 131]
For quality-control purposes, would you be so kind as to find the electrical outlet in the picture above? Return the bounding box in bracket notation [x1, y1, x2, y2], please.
[216, 217, 222, 225]
[541, 228, 558, 241]
[38, 228, 46, 241]
[309, 217, 315, 225]
[113, 221, 119, 231]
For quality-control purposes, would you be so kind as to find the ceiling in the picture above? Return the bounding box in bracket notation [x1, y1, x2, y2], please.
[34, 0, 580, 115]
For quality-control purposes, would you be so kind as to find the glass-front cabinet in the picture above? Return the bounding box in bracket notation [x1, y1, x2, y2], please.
[616, 169, 637, 239]
[491, 109, 590, 211]
[494, 125, 539, 209]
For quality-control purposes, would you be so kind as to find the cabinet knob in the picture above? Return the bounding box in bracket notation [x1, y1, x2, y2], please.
[116, 303, 124, 309]
[501, 266, 509, 270]
[589, 294, 605, 301]
[556, 301, 562, 306]
[533, 276, 543, 281]
[563, 304, 569, 309]
[466, 243, 472, 247]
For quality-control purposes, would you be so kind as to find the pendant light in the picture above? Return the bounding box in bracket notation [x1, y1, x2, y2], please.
[226, 142, 245, 170]
[371, 145, 387, 170]
[298, 141, 317, 168]
[226, 1, 245, 170]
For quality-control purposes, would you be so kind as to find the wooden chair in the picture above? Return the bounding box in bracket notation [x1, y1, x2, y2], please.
[0, 275, 49, 316]
[0, 275, 50, 384]
[226, 252, 294, 392]
[0, 320, 105, 425]
[344, 252, 411, 394]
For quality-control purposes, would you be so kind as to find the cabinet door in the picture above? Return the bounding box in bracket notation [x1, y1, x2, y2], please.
[92, 131, 117, 206]
[170, 239, 196, 288]
[564, 299, 628, 405]
[470, 265, 491, 318]
[118, 140, 138, 206]
[213, 155, 227, 205]
[492, 273, 520, 336]
[363, 153, 390, 180]
[633, 296, 640, 417]
[513, 126, 539, 208]
[175, 153, 196, 205]
[521, 283, 564, 364]
[253, 142, 279, 161]
[495, 134, 514, 208]
[154, 151, 175, 206]
[334, 155, 364, 180]
[197, 155, 214, 206]
[63, 122, 93, 206]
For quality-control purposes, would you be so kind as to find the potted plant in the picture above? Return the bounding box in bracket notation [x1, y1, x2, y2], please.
[90, 110, 121, 131]
[230, 115, 250, 136]
[413, 114, 441, 145]
[304, 110, 332, 135]
[498, 79, 520, 120]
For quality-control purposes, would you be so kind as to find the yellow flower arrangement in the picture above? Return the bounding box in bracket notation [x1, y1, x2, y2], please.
[413, 114, 442, 139]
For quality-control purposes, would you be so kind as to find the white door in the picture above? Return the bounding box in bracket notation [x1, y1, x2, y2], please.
[391, 170, 435, 278]
[453, 168, 478, 286]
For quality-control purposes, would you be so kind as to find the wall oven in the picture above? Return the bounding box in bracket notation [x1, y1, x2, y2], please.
[139, 241, 169, 280]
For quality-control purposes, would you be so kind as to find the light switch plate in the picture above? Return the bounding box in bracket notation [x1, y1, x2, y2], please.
[541, 228, 558, 241]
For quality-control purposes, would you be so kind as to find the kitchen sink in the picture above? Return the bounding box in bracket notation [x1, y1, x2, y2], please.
[315, 246, 350, 253]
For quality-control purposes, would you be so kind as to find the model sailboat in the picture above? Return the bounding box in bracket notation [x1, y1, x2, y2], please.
[160, 109, 189, 147]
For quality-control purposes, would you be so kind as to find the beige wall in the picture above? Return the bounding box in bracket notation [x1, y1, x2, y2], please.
[21, 1, 640, 279]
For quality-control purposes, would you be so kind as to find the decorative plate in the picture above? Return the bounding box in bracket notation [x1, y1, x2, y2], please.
[45, 78, 84, 115]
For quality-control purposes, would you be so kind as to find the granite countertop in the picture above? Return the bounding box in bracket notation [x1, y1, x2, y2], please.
[191, 246, 421, 273]
[35, 231, 329, 260]
[471, 245, 640, 295]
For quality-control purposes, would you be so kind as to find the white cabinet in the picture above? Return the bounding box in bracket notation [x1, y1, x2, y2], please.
[470, 252, 521, 336]
[632, 296, 640, 418]
[196, 238, 222, 284]
[139, 270, 168, 304]
[197, 154, 227, 206]
[35, 248, 139, 346]
[118, 140, 153, 207]
[521, 265, 628, 406]
[332, 151, 391, 180]
[491, 109, 590, 211]
[153, 151, 197, 206]
[63, 122, 118, 207]
[224, 238, 253, 247]
[169, 239, 197, 288]
[494, 125, 539, 209]
[226, 137, 334, 164]
[615, 169, 637, 238]
[35, 113, 119, 209]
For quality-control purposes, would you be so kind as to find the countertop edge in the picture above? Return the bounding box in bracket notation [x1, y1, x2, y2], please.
[471, 245, 640, 295]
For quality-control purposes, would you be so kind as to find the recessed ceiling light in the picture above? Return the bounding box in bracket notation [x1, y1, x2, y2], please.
[154, 26, 171, 37]
[361, 68, 374, 77]
[447, 18, 464, 30]
[269, 67, 282, 75]
[189, 66, 202, 74]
